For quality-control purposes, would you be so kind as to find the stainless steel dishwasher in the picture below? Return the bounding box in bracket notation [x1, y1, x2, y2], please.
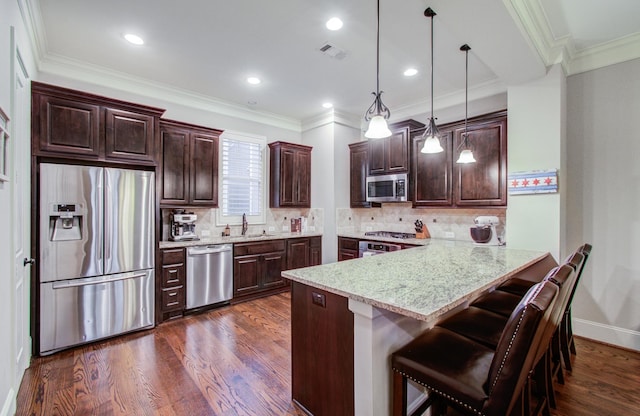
[186, 244, 233, 309]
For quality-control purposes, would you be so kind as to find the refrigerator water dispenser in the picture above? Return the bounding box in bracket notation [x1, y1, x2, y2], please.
[49, 203, 83, 241]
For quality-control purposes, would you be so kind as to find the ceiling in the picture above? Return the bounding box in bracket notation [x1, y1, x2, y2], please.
[27, 0, 640, 130]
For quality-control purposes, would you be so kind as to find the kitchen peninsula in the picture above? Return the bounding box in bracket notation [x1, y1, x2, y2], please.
[283, 240, 548, 416]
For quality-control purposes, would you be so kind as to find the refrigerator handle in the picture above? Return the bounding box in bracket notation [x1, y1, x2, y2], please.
[103, 170, 112, 267]
[51, 273, 148, 289]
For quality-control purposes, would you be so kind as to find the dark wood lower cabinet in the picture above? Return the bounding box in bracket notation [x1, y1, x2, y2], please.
[338, 237, 359, 261]
[287, 236, 322, 269]
[232, 236, 322, 303]
[291, 282, 354, 416]
[233, 240, 287, 302]
[159, 248, 186, 322]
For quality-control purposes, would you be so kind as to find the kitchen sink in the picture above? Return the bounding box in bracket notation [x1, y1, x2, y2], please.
[229, 233, 276, 240]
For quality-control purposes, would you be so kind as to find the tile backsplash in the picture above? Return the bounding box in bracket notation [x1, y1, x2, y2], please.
[336, 202, 506, 242]
[161, 207, 324, 240]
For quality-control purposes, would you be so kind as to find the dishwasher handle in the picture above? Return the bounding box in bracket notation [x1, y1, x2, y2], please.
[187, 245, 232, 256]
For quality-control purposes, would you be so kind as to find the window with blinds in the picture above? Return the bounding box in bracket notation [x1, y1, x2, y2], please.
[218, 132, 266, 225]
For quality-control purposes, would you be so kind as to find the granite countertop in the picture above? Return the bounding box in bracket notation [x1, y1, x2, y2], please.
[338, 232, 430, 246]
[282, 239, 547, 323]
[159, 231, 323, 249]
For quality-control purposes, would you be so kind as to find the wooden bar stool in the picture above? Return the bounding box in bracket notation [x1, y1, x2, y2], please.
[391, 281, 559, 416]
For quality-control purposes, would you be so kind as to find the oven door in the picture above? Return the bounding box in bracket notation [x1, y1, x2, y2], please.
[358, 241, 402, 257]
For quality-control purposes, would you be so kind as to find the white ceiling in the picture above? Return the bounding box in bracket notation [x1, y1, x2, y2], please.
[27, 0, 640, 129]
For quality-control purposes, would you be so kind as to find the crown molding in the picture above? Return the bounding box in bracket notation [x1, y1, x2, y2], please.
[566, 32, 640, 75]
[390, 78, 507, 122]
[506, 0, 640, 76]
[38, 53, 302, 132]
[301, 109, 361, 132]
[20, 0, 47, 65]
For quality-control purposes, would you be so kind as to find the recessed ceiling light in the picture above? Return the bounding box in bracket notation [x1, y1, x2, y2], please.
[124, 33, 144, 45]
[326, 17, 343, 31]
[247, 77, 261, 85]
[322, 102, 333, 109]
[404, 68, 418, 77]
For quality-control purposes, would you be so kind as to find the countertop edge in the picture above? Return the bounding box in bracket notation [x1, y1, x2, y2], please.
[159, 232, 323, 249]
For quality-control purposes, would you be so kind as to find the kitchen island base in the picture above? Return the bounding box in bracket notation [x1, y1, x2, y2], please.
[291, 282, 354, 415]
[292, 281, 442, 416]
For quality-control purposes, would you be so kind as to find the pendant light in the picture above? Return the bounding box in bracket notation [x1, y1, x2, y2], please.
[456, 44, 476, 164]
[364, 0, 392, 139]
[420, 7, 443, 154]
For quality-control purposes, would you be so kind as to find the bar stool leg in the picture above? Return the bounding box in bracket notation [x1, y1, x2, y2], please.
[392, 371, 408, 416]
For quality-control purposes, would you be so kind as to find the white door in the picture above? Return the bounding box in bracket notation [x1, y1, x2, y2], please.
[11, 28, 31, 383]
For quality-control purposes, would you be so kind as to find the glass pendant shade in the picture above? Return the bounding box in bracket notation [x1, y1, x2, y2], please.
[420, 117, 444, 153]
[456, 148, 476, 163]
[365, 115, 392, 139]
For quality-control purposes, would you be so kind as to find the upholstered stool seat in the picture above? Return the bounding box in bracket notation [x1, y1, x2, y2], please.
[471, 289, 522, 317]
[497, 253, 558, 296]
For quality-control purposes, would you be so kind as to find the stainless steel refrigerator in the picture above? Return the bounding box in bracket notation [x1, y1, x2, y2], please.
[39, 163, 155, 355]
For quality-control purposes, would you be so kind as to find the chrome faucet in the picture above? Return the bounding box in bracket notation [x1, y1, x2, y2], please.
[242, 213, 248, 236]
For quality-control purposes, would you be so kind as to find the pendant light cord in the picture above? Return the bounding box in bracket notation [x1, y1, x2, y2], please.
[428, 9, 434, 120]
[461, 44, 471, 147]
[376, 0, 380, 100]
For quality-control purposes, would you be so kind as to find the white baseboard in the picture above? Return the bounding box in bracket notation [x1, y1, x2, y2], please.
[0, 388, 15, 416]
[573, 318, 640, 351]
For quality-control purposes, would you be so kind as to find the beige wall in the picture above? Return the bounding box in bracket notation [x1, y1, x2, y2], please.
[566, 58, 640, 349]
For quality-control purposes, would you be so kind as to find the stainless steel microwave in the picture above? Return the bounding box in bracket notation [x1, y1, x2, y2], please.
[366, 173, 408, 202]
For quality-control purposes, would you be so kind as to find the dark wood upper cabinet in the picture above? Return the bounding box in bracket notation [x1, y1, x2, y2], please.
[35, 95, 101, 158]
[190, 132, 219, 204]
[453, 116, 507, 206]
[411, 130, 454, 206]
[348, 141, 370, 208]
[368, 119, 424, 175]
[411, 110, 507, 208]
[159, 124, 189, 204]
[269, 141, 312, 208]
[31, 82, 164, 165]
[159, 119, 221, 207]
[105, 108, 155, 163]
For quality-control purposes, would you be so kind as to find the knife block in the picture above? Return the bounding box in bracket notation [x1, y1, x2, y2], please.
[415, 224, 430, 239]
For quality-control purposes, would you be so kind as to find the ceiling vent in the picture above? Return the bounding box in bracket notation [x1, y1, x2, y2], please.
[318, 42, 347, 60]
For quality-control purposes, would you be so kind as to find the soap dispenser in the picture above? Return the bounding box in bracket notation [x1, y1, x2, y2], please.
[224, 224, 230, 236]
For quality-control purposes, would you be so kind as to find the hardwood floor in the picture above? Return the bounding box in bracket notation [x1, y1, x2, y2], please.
[16, 292, 640, 415]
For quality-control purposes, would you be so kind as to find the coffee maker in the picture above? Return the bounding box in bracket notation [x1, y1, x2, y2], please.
[170, 210, 199, 241]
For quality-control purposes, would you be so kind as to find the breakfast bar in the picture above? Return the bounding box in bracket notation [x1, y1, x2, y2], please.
[282, 240, 548, 416]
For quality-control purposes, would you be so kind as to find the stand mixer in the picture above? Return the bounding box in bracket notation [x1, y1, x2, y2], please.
[470, 216, 502, 246]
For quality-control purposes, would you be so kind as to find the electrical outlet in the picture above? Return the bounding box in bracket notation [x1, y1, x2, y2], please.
[308, 226, 315, 231]
[444, 231, 455, 239]
[282, 225, 289, 231]
[201, 230, 210, 237]
[268, 226, 275, 232]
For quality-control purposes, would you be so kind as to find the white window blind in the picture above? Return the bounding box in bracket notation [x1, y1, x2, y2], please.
[219, 133, 266, 223]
